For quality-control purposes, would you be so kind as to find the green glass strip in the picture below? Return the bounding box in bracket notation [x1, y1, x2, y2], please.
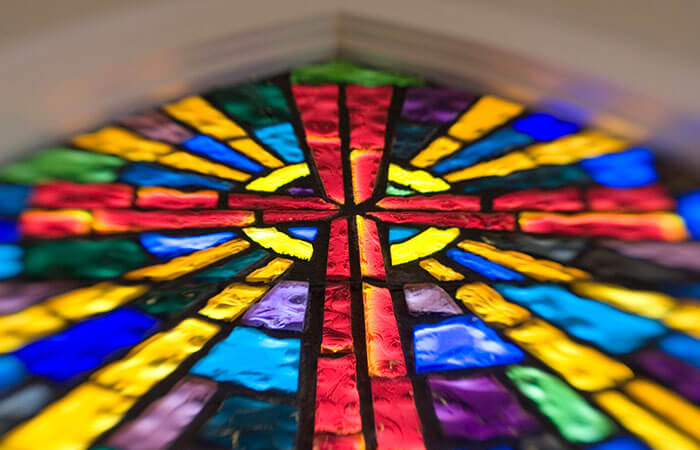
[291, 61, 424, 87]
[0, 148, 125, 185]
[194, 249, 268, 282]
[24, 240, 147, 279]
[386, 183, 416, 196]
[506, 366, 617, 443]
[210, 82, 291, 127]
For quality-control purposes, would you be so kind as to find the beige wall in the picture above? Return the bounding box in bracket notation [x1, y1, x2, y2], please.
[0, 0, 697, 163]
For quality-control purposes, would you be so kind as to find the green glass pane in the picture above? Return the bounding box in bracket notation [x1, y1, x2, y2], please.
[291, 61, 424, 87]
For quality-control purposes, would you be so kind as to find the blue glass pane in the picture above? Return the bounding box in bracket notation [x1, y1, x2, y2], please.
[388, 226, 420, 243]
[287, 227, 318, 241]
[254, 123, 305, 163]
[119, 163, 233, 190]
[0, 184, 31, 217]
[447, 248, 525, 281]
[139, 232, 235, 259]
[512, 113, 579, 141]
[579, 148, 658, 188]
[658, 334, 700, 368]
[183, 135, 263, 173]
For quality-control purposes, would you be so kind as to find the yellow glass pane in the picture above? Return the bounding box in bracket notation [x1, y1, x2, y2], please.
[456, 282, 530, 327]
[243, 227, 313, 260]
[45, 282, 149, 320]
[228, 138, 283, 168]
[388, 164, 450, 193]
[157, 151, 251, 181]
[444, 151, 536, 183]
[125, 238, 250, 281]
[457, 240, 589, 282]
[594, 390, 699, 450]
[410, 136, 462, 168]
[447, 96, 524, 141]
[245, 163, 310, 192]
[390, 227, 460, 265]
[73, 126, 172, 161]
[164, 96, 246, 139]
[0, 306, 65, 353]
[419, 258, 464, 281]
[571, 281, 676, 319]
[663, 302, 700, 338]
[625, 379, 700, 440]
[199, 283, 269, 321]
[246, 257, 294, 283]
[0, 382, 136, 450]
[92, 318, 219, 396]
[524, 131, 627, 165]
[506, 319, 633, 391]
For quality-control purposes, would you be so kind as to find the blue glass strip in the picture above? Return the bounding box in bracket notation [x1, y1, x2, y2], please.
[432, 128, 533, 174]
[512, 113, 580, 141]
[287, 227, 317, 241]
[139, 232, 235, 259]
[0, 245, 22, 279]
[0, 184, 30, 217]
[190, 326, 300, 393]
[494, 284, 666, 354]
[0, 220, 18, 244]
[183, 135, 263, 173]
[447, 248, 526, 281]
[388, 226, 420, 243]
[658, 334, 700, 368]
[579, 148, 658, 188]
[13, 309, 158, 382]
[589, 437, 650, 450]
[119, 163, 233, 190]
[254, 123, 305, 163]
[414, 315, 524, 372]
[0, 356, 26, 395]
[677, 190, 700, 240]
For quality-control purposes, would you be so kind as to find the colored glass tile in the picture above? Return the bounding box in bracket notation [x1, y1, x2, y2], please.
[241, 281, 308, 331]
[602, 240, 700, 272]
[228, 193, 336, 210]
[0, 281, 78, 315]
[455, 282, 530, 327]
[0, 356, 26, 394]
[0, 245, 22, 279]
[210, 82, 291, 127]
[512, 113, 580, 141]
[658, 333, 700, 368]
[243, 227, 313, 260]
[194, 249, 267, 282]
[678, 189, 700, 240]
[228, 138, 285, 168]
[30, 181, 133, 209]
[371, 210, 515, 230]
[0, 221, 18, 244]
[594, 391, 698, 450]
[571, 281, 676, 319]
[183, 134, 263, 173]
[350, 149, 383, 204]
[392, 122, 440, 160]
[245, 257, 294, 283]
[93, 318, 218, 396]
[414, 315, 524, 372]
[198, 395, 297, 449]
[447, 248, 526, 281]
[506, 366, 616, 443]
[410, 136, 462, 168]
[428, 375, 539, 440]
[462, 163, 590, 193]
[495, 284, 666, 354]
[190, 326, 299, 393]
[402, 87, 473, 123]
[263, 209, 337, 223]
[121, 111, 194, 144]
[73, 126, 172, 161]
[135, 283, 215, 319]
[93, 209, 254, 233]
[0, 184, 31, 217]
[635, 349, 700, 403]
[20, 209, 92, 238]
[24, 240, 147, 278]
[139, 231, 234, 259]
[356, 216, 386, 279]
[163, 96, 246, 139]
[388, 226, 419, 243]
[118, 162, 233, 190]
[0, 149, 124, 185]
[370, 377, 425, 450]
[505, 319, 633, 391]
[447, 95, 524, 141]
[126, 238, 250, 281]
[493, 187, 584, 211]
[157, 150, 251, 181]
[391, 227, 459, 265]
[326, 218, 351, 279]
[315, 354, 362, 434]
[245, 163, 310, 192]
[0, 385, 52, 435]
[580, 147, 658, 188]
[378, 194, 480, 211]
[363, 283, 406, 377]
[291, 60, 424, 87]
[198, 282, 269, 321]
[587, 184, 674, 211]
[106, 376, 216, 450]
[254, 122, 305, 163]
[321, 284, 353, 353]
[388, 164, 450, 193]
[519, 212, 688, 241]
[135, 187, 218, 209]
[418, 258, 464, 281]
[288, 226, 318, 241]
[14, 309, 157, 382]
[403, 283, 462, 315]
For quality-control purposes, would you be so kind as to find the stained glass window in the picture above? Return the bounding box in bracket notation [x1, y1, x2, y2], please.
[0, 60, 698, 450]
